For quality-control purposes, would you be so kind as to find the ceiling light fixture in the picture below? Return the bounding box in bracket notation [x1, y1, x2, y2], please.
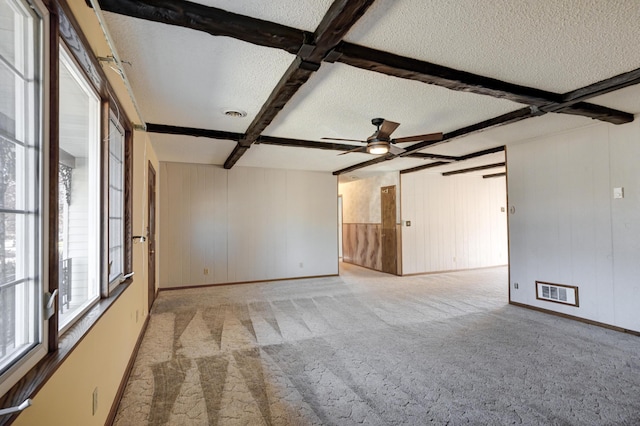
[223, 109, 247, 118]
[367, 141, 390, 155]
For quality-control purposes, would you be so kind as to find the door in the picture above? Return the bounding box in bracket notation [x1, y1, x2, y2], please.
[381, 186, 397, 274]
[147, 162, 156, 311]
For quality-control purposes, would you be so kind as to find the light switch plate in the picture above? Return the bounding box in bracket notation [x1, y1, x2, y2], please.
[613, 187, 624, 199]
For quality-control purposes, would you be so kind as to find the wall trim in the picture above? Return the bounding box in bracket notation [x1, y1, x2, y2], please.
[401, 264, 508, 277]
[106, 313, 151, 426]
[341, 260, 398, 275]
[158, 274, 340, 292]
[509, 301, 640, 337]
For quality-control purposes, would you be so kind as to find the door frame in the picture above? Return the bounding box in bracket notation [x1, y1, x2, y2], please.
[380, 185, 398, 274]
[147, 161, 156, 311]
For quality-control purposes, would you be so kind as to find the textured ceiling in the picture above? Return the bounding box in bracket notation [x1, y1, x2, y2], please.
[346, 0, 640, 93]
[99, 0, 640, 179]
[192, 0, 334, 32]
[263, 62, 524, 140]
[103, 14, 294, 131]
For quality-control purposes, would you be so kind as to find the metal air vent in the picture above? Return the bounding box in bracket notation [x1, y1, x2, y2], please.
[536, 281, 579, 307]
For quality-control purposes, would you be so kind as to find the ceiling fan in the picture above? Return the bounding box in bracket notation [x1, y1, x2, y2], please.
[322, 118, 443, 156]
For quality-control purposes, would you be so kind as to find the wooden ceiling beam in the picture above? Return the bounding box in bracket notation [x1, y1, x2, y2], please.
[400, 146, 505, 175]
[100, 0, 637, 171]
[398, 161, 451, 175]
[442, 162, 506, 176]
[333, 43, 560, 106]
[332, 153, 396, 175]
[146, 123, 243, 141]
[405, 153, 459, 161]
[332, 43, 633, 125]
[144, 127, 467, 161]
[95, 0, 310, 54]
[483, 172, 506, 179]
[561, 67, 640, 105]
[257, 135, 362, 152]
[543, 101, 633, 124]
[238, 58, 320, 146]
[223, 0, 375, 169]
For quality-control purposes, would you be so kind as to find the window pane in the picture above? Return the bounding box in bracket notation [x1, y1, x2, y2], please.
[0, 136, 16, 211]
[0, 280, 37, 371]
[0, 0, 41, 380]
[58, 47, 100, 329]
[108, 119, 124, 283]
[0, 0, 17, 65]
[0, 60, 17, 138]
[0, 213, 16, 284]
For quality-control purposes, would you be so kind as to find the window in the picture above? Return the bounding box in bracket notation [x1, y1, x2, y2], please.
[57, 45, 100, 331]
[0, 0, 45, 394]
[108, 116, 124, 286]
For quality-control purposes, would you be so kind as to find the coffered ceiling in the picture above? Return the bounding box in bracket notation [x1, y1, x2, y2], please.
[97, 0, 640, 180]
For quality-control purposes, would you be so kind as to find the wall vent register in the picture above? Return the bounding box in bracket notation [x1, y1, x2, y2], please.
[536, 281, 579, 307]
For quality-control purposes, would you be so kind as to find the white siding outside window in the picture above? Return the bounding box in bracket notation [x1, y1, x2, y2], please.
[57, 46, 100, 331]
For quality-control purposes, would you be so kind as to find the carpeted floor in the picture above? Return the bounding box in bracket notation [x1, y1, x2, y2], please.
[113, 264, 640, 425]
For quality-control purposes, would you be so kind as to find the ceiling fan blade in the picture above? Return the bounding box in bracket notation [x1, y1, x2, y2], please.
[338, 146, 368, 155]
[321, 137, 366, 143]
[377, 120, 400, 139]
[394, 132, 443, 143]
[388, 144, 406, 155]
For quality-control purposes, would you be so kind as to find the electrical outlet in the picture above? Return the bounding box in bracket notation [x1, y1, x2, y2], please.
[204, 268, 209, 275]
[514, 282, 519, 289]
[92, 387, 98, 415]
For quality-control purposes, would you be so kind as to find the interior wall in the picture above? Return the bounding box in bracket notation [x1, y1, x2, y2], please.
[339, 172, 400, 223]
[507, 120, 640, 332]
[401, 172, 508, 274]
[14, 132, 159, 426]
[158, 163, 338, 287]
[11, 0, 161, 422]
[338, 172, 401, 272]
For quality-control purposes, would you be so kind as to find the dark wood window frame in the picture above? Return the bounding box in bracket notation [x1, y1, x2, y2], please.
[0, 0, 134, 422]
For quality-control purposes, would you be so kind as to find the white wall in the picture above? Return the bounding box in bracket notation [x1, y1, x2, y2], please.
[507, 120, 640, 332]
[339, 172, 400, 223]
[159, 163, 338, 287]
[401, 172, 508, 274]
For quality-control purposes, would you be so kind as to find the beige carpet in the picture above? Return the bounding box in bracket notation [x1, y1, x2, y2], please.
[113, 264, 640, 425]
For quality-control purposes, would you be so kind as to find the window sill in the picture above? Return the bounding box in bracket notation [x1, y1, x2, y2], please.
[0, 278, 134, 426]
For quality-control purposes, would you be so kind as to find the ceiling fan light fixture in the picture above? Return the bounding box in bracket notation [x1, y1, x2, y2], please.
[367, 141, 389, 155]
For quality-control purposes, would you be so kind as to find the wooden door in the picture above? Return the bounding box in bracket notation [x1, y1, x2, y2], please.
[381, 186, 397, 274]
[147, 162, 156, 311]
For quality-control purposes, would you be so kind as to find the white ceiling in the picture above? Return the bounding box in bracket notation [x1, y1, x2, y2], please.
[345, 0, 640, 92]
[101, 0, 640, 180]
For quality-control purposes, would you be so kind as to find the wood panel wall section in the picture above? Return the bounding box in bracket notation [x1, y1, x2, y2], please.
[342, 223, 381, 271]
[159, 163, 338, 287]
[341, 223, 403, 274]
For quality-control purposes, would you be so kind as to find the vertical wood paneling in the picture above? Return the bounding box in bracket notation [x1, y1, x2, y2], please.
[342, 223, 381, 270]
[159, 163, 337, 287]
[506, 122, 640, 331]
[401, 172, 507, 275]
